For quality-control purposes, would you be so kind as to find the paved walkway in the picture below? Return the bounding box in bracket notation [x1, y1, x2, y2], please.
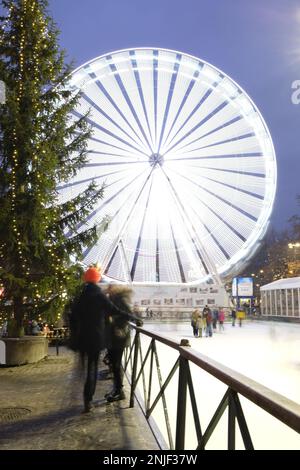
[0, 347, 158, 450]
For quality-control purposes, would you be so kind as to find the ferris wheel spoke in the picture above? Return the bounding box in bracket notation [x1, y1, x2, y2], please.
[164, 79, 246, 155]
[201, 220, 230, 259]
[201, 167, 265, 178]
[162, 87, 214, 153]
[71, 109, 148, 156]
[87, 150, 144, 160]
[130, 178, 153, 281]
[102, 173, 157, 276]
[172, 163, 265, 200]
[85, 160, 148, 167]
[158, 166, 214, 276]
[164, 87, 246, 154]
[170, 129, 255, 156]
[180, 193, 232, 260]
[164, 99, 229, 155]
[68, 167, 149, 236]
[169, 116, 246, 157]
[163, 114, 243, 154]
[160, 66, 203, 152]
[156, 53, 181, 155]
[152, 50, 159, 149]
[84, 65, 150, 153]
[101, 166, 156, 274]
[82, 175, 148, 260]
[169, 222, 186, 283]
[81, 91, 148, 150]
[195, 194, 247, 242]
[130, 50, 155, 148]
[170, 201, 211, 277]
[166, 165, 249, 242]
[185, 131, 256, 152]
[107, 56, 154, 154]
[86, 147, 148, 163]
[166, 151, 263, 162]
[85, 135, 148, 159]
[57, 169, 126, 190]
[164, 168, 238, 261]
[196, 174, 264, 200]
[155, 225, 160, 282]
[169, 167, 258, 222]
[103, 245, 118, 276]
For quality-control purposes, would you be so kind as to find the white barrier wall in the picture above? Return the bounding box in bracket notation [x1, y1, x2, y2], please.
[131, 281, 230, 316]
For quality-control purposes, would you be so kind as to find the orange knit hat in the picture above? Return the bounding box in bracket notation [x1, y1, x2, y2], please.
[83, 267, 101, 283]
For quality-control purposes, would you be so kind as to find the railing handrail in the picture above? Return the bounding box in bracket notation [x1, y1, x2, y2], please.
[130, 323, 300, 434]
[131, 324, 181, 350]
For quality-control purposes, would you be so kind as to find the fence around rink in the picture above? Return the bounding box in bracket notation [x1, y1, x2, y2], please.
[123, 324, 300, 450]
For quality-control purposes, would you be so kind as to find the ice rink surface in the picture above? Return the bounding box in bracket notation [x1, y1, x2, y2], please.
[137, 320, 300, 450]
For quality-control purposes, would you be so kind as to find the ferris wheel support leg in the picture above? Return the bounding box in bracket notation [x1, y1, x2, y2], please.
[101, 168, 155, 276]
[158, 165, 225, 289]
[119, 239, 133, 284]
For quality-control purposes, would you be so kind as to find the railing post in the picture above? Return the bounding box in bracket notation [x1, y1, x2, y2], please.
[228, 390, 236, 449]
[130, 330, 140, 408]
[175, 352, 189, 449]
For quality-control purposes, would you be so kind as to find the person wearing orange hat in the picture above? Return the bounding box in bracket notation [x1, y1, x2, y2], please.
[69, 266, 140, 412]
[83, 266, 102, 284]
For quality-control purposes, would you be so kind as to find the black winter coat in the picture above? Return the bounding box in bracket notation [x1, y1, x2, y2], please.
[105, 292, 132, 350]
[69, 283, 131, 355]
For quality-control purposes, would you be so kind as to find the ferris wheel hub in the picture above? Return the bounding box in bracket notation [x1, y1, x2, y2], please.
[149, 153, 164, 168]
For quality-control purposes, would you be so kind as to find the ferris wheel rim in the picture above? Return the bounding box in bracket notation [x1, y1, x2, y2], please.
[64, 47, 277, 284]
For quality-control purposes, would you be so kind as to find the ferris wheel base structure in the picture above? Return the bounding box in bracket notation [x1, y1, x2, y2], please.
[63, 48, 277, 286]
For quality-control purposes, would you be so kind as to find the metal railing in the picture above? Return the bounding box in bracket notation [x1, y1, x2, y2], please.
[124, 324, 300, 450]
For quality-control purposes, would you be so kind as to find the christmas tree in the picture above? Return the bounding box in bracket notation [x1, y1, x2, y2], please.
[0, 0, 104, 334]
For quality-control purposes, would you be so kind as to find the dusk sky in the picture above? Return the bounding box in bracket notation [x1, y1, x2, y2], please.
[40, 1, 300, 229]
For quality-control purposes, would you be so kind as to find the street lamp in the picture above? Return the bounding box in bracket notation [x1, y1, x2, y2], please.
[288, 242, 300, 249]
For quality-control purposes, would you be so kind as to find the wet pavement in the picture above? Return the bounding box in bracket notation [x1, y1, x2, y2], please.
[0, 346, 158, 450]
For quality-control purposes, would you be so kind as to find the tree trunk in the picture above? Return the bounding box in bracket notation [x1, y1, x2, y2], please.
[13, 295, 24, 329]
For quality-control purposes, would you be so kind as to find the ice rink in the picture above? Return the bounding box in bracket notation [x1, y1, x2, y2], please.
[136, 319, 300, 450]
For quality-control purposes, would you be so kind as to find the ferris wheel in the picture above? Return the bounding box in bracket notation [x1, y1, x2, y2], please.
[59, 48, 277, 284]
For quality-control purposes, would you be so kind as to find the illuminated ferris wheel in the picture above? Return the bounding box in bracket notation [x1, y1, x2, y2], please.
[59, 48, 277, 284]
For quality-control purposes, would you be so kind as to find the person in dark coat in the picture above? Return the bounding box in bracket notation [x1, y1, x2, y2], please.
[105, 284, 143, 402]
[69, 267, 135, 412]
[231, 308, 236, 327]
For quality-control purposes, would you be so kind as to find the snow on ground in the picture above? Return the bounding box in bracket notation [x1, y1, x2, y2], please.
[135, 320, 300, 450]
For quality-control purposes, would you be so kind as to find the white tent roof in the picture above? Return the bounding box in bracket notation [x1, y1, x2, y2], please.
[260, 277, 300, 291]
